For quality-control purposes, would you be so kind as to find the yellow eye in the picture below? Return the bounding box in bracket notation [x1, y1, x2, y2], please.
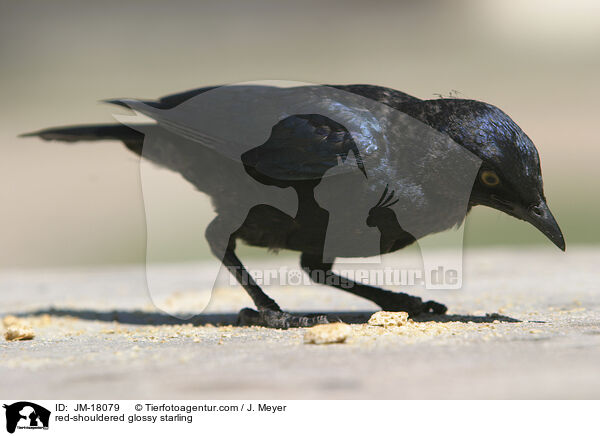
[481, 170, 500, 187]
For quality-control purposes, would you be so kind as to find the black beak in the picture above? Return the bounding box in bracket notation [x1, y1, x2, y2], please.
[523, 200, 566, 251]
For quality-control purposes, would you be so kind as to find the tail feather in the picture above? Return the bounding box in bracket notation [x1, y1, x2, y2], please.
[21, 124, 136, 142]
[21, 124, 144, 154]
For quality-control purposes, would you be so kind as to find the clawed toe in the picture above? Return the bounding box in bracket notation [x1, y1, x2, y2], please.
[237, 308, 330, 329]
[422, 300, 447, 315]
[377, 291, 447, 317]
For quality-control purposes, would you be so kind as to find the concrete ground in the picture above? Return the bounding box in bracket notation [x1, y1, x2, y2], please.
[1, 247, 599, 399]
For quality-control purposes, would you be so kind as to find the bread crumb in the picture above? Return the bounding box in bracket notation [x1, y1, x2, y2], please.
[368, 311, 409, 327]
[5, 325, 35, 341]
[304, 322, 352, 345]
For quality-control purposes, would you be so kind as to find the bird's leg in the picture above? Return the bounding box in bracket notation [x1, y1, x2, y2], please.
[206, 216, 330, 329]
[221, 248, 280, 311]
[225, 248, 331, 328]
[301, 253, 447, 316]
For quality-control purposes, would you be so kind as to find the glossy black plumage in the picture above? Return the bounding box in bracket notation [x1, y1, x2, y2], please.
[24, 84, 565, 328]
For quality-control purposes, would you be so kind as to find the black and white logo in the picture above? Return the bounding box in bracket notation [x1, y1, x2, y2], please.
[3, 402, 50, 433]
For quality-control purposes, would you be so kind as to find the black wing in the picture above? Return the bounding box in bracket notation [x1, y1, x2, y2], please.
[109, 84, 422, 112]
[29, 84, 422, 182]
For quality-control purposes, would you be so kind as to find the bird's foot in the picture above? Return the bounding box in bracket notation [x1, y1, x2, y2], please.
[376, 291, 447, 316]
[237, 308, 330, 329]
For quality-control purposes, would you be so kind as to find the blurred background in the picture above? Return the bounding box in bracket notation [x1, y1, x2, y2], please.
[1, 0, 598, 268]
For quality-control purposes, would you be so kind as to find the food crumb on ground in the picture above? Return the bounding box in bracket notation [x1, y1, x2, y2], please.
[5, 325, 35, 341]
[304, 322, 352, 345]
[367, 311, 409, 327]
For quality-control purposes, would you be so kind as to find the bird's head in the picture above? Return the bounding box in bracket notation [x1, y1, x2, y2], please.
[402, 98, 565, 251]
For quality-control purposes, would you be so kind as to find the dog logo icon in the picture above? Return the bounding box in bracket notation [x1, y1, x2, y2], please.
[3, 402, 50, 433]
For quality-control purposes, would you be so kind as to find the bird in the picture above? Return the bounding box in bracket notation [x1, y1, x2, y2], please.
[22, 83, 565, 328]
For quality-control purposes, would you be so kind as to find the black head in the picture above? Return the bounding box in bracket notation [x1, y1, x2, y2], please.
[401, 98, 565, 251]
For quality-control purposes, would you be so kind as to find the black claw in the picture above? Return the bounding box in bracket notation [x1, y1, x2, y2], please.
[422, 300, 448, 314]
[377, 291, 447, 317]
